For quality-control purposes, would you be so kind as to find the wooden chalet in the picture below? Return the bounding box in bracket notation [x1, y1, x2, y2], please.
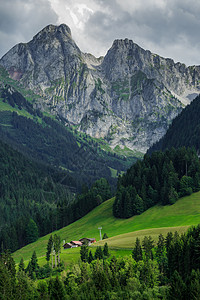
[70, 241, 83, 247]
[63, 242, 73, 249]
[79, 238, 96, 245]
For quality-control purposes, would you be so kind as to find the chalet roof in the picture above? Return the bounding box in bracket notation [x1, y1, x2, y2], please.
[63, 242, 72, 247]
[71, 241, 82, 246]
[79, 238, 96, 241]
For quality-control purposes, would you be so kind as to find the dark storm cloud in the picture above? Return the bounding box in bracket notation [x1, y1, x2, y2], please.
[0, 0, 58, 58]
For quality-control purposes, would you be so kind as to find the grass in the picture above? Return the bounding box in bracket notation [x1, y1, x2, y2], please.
[0, 99, 40, 121]
[95, 226, 190, 249]
[13, 191, 200, 265]
[109, 167, 118, 178]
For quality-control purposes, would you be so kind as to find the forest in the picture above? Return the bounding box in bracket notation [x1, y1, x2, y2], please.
[0, 140, 112, 252]
[1, 225, 200, 299]
[113, 147, 200, 218]
[0, 84, 136, 191]
[148, 94, 200, 154]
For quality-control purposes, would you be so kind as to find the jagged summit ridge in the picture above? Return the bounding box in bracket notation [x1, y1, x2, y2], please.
[1, 24, 200, 153]
[32, 24, 72, 41]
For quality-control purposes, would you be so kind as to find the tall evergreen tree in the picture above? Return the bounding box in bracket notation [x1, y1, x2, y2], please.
[53, 234, 61, 267]
[103, 243, 109, 257]
[26, 219, 39, 244]
[142, 236, 154, 260]
[80, 245, 89, 262]
[18, 258, 25, 272]
[88, 250, 94, 263]
[46, 235, 53, 264]
[168, 270, 186, 300]
[132, 238, 143, 262]
[95, 246, 104, 260]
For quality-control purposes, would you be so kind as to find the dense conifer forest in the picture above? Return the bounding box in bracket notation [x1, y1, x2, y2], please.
[2, 225, 200, 299]
[148, 94, 200, 154]
[0, 140, 112, 252]
[0, 84, 136, 191]
[113, 147, 200, 218]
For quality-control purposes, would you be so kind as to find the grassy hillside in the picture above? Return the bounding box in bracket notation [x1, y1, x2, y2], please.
[13, 191, 200, 264]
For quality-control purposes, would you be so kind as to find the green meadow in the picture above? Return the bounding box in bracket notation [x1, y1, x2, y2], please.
[13, 191, 200, 265]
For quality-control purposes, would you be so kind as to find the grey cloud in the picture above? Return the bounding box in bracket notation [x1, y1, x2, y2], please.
[0, 0, 58, 58]
[1, 0, 200, 66]
[83, 0, 200, 65]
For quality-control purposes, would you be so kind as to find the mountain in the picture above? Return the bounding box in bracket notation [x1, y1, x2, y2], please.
[147, 94, 200, 154]
[1, 24, 200, 153]
[0, 71, 136, 190]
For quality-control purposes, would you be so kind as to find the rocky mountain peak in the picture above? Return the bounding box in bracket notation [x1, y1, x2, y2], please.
[32, 24, 72, 42]
[101, 38, 151, 81]
[1, 24, 200, 154]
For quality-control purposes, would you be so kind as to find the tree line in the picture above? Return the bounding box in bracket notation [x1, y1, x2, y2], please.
[0, 83, 135, 191]
[148, 94, 200, 154]
[113, 147, 200, 218]
[2, 225, 200, 299]
[0, 139, 112, 252]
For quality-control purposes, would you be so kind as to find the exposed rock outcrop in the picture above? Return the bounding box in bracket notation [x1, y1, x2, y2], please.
[1, 24, 200, 153]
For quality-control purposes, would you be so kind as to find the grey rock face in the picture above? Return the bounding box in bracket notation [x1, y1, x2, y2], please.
[1, 25, 200, 153]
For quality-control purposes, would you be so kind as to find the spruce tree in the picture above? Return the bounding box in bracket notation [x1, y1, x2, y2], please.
[53, 234, 61, 267]
[26, 219, 39, 244]
[88, 250, 94, 263]
[142, 236, 154, 260]
[132, 238, 143, 262]
[169, 270, 186, 300]
[80, 245, 89, 262]
[156, 234, 166, 274]
[103, 233, 108, 239]
[46, 235, 53, 264]
[103, 243, 109, 257]
[48, 276, 66, 299]
[95, 246, 104, 260]
[30, 251, 39, 272]
[18, 258, 25, 272]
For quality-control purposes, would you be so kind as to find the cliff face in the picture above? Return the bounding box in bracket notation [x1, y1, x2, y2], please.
[1, 24, 200, 153]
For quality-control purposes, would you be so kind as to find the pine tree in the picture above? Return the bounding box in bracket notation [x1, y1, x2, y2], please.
[142, 236, 154, 260]
[88, 250, 94, 263]
[46, 235, 53, 264]
[53, 234, 61, 267]
[30, 251, 39, 272]
[103, 233, 108, 239]
[165, 231, 173, 252]
[26, 250, 39, 279]
[80, 245, 89, 262]
[168, 270, 186, 300]
[26, 219, 39, 244]
[0, 260, 15, 299]
[103, 243, 109, 257]
[48, 276, 66, 299]
[132, 238, 143, 262]
[1, 250, 16, 285]
[95, 246, 104, 260]
[133, 194, 144, 215]
[156, 234, 166, 274]
[18, 258, 25, 272]
[187, 269, 200, 300]
[16, 271, 35, 299]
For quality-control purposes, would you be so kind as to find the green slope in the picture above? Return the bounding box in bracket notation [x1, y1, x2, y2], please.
[13, 191, 200, 264]
[0, 81, 138, 189]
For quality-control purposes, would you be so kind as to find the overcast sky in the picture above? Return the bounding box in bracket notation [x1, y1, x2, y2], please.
[1, 0, 200, 66]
